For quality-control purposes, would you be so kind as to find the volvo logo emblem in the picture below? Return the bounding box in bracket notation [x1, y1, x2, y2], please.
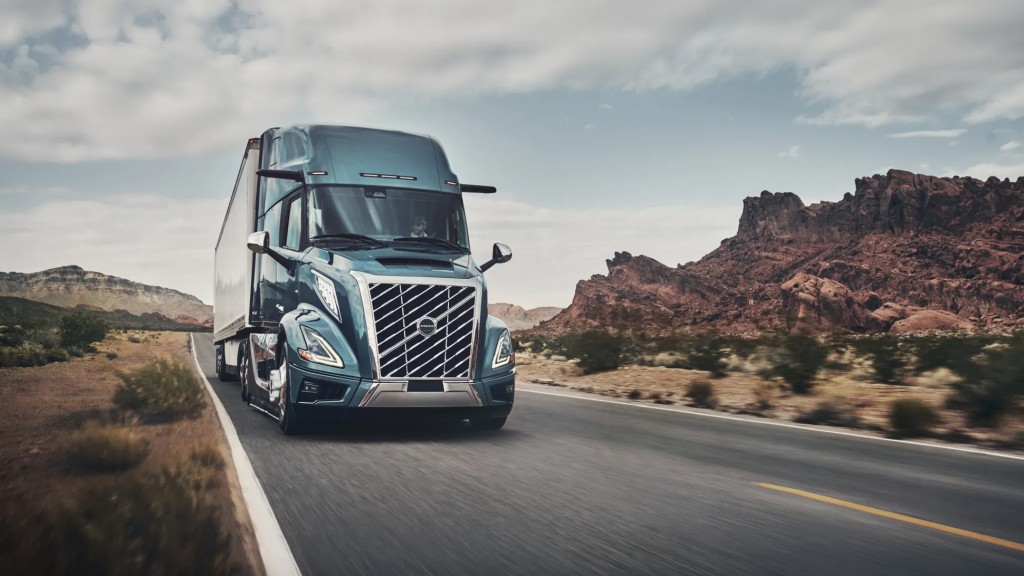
[416, 317, 437, 337]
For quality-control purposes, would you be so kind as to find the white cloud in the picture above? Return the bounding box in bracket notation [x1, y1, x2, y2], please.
[999, 140, 1020, 152]
[887, 129, 967, 139]
[778, 145, 800, 158]
[0, 193, 224, 303]
[958, 162, 1024, 180]
[1, 1, 1023, 161]
[464, 195, 737, 308]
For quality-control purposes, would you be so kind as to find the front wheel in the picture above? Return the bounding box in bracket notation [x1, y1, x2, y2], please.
[277, 353, 303, 435]
[469, 416, 507, 430]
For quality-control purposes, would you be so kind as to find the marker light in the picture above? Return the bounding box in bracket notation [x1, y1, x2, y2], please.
[312, 270, 341, 319]
[299, 325, 344, 367]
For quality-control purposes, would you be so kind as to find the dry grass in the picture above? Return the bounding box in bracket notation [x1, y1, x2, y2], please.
[66, 422, 150, 473]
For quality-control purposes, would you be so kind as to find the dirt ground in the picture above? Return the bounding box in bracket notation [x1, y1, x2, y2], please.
[0, 330, 262, 575]
[516, 352, 1024, 453]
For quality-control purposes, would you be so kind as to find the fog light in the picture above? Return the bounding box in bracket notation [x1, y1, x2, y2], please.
[300, 381, 319, 394]
[505, 384, 514, 395]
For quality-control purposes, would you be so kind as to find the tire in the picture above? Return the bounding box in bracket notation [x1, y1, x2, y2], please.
[239, 343, 251, 403]
[215, 344, 235, 382]
[469, 416, 507, 431]
[277, 349, 303, 435]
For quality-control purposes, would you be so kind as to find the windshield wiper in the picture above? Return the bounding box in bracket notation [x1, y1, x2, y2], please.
[311, 233, 387, 247]
[391, 237, 469, 253]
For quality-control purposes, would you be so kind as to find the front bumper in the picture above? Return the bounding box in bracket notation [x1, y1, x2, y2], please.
[288, 361, 515, 414]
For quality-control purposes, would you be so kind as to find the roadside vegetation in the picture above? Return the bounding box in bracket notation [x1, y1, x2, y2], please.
[516, 329, 1024, 448]
[0, 333, 249, 575]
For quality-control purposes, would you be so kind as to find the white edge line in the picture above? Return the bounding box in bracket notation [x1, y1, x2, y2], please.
[190, 334, 303, 576]
[518, 386, 1024, 462]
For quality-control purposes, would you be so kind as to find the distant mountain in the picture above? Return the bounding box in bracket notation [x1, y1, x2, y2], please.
[0, 266, 212, 329]
[540, 170, 1024, 335]
[0, 296, 206, 332]
[488, 303, 562, 331]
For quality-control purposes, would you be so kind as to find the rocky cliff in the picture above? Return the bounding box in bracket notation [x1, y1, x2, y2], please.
[0, 266, 212, 328]
[488, 303, 562, 331]
[540, 170, 1024, 335]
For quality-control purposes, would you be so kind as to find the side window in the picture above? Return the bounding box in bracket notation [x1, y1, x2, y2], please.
[283, 196, 303, 250]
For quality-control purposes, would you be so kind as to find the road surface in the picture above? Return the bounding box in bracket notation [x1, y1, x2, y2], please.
[193, 333, 1023, 575]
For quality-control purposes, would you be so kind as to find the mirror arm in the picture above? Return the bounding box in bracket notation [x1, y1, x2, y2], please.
[480, 259, 497, 273]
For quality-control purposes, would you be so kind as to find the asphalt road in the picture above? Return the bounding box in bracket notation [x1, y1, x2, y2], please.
[193, 333, 1024, 575]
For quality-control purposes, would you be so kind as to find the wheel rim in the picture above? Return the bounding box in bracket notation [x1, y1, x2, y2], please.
[240, 348, 249, 401]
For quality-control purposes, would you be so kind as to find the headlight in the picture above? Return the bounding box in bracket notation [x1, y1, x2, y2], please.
[492, 329, 514, 369]
[298, 325, 344, 367]
[312, 270, 341, 319]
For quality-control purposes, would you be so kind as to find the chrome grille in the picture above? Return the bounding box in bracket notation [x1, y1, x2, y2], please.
[367, 282, 477, 379]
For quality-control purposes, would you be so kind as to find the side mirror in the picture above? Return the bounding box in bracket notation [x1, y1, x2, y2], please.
[480, 242, 512, 272]
[247, 231, 270, 254]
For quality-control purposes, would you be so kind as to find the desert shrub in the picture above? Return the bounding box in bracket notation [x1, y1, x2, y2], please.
[557, 331, 622, 374]
[114, 359, 206, 422]
[60, 313, 109, 349]
[773, 333, 829, 394]
[889, 398, 939, 438]
[0, 324, 27, 347]
[45, 348, 70, 362]
[27, 327, 62, 349]
[796, 397, 859, 428]
[912, 335, 992, 374]
[945, 344, 1024, 427]
[753, 381, 775, 410]
[689, 334, 728, 377]
[128, 335, 143, 344]
[0, 343, 48, 367]
[651, 351, 690, 369]
[105, 351, 118, 360]
[67, 422, 150, 472]
[852, 335, 906, 384]
[686, 380, 717, 408]
[46, 468, 235, 576]
[190, 443, 225, 469]
[627, 389, 642, 400]
[66, 346, 85, 358]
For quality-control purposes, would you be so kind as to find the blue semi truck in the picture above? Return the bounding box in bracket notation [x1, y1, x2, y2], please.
[213, 125, 515, 434]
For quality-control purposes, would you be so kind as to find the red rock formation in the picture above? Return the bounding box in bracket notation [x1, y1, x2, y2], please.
[540, 170, 1024, 335]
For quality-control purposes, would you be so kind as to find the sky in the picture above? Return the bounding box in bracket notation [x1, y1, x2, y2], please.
[1, 0, 1023, 309]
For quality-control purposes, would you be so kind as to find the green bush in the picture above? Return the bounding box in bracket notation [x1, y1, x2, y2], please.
[105, 351, 118, 360]
[686, 380, 717, 408]
[0, 325, 27, 347]
[795, 398, 860, 428]
[67, 422, 150, 472]
[557, 331, 623, 374]
[773, 333, 829, 394]
[852, 335, 906, 384]
[912, 335, 992, 374]
[128, 335, 143, 344]
[46, 468, 235, 576]
[889, 398, 939, 438]
[627, 389, 642, 400]
[0, 343, 48, 368]
[945, 344, 1024, 427]
[60, 313, 109, 349]
[689, 334, 728, 377]
[113, 359, 206, 422]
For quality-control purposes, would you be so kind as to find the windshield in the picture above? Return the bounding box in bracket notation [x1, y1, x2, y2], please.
[308, 185, 470, 251]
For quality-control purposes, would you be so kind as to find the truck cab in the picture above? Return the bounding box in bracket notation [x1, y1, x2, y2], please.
[214, 125, 515, 434]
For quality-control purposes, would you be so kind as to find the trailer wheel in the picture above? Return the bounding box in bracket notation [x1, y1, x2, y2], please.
[239, 343, 251, 403]
[277, 352, 303, 435]
[469, 416, 507, 431]
[215, 344, 235, 382]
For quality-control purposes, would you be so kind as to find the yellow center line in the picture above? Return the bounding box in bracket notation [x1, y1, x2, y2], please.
[757, 482, 1024, 553]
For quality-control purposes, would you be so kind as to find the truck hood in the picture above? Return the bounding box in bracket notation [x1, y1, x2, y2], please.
[308, 246, 478, 281]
